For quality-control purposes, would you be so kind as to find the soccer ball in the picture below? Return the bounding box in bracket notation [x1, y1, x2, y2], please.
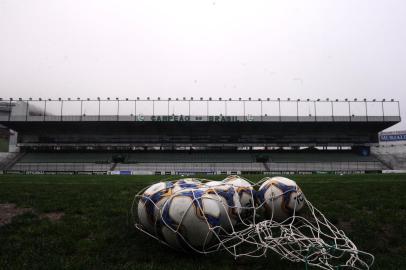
[257, 176, 305, 222]
[159, 188, 221, 250]
[204, 180, 223, 187]
[172, 178, 202, 193]
[223, 175, 255, 216]
[206, 183, 242, 228]
[137, 181, 174, 233]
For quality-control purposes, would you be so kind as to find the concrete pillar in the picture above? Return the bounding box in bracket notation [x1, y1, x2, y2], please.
[8, 129, 19, 152]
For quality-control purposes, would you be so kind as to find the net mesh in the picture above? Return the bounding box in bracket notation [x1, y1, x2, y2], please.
[131, 176, 374, 270]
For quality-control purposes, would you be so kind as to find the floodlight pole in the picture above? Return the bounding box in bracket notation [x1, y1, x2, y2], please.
[331, 101, 334, 121]
[225, 100, 227, 116]
[152, 100, 154, 116]
[348, 101, 351, 122]
[278, 99, 281, 122]
[189, 100, 191, 117]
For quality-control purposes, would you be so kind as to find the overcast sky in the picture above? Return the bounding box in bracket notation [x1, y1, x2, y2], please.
[0, 0, 405, 129]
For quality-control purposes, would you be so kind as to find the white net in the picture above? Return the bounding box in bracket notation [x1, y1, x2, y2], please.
[131, 176, 374, 270]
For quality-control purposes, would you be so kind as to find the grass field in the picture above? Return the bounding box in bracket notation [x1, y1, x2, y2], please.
[0, 174, 405, 270]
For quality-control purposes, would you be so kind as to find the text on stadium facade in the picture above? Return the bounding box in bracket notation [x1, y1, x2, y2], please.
[379, 134, 406, 142]
[142, 115, 249, 122]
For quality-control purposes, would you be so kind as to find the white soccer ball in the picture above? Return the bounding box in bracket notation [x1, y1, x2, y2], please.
[204, 180, 223, 187]
[257, 176, 305, 222]
[160, 188, 221, 250]
[206, 183, 242, 228]
[223, 175, 255, 215]
[137, 181, 174, 233]
[172, 178, 202, 193]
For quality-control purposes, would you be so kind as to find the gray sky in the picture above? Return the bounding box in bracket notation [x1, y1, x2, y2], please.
[0, 0, 405, 129]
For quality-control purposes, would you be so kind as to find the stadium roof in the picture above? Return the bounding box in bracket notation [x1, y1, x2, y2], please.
[0, 98, 400, 148]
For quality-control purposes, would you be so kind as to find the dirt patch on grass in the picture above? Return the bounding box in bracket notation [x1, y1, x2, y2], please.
[338, 219, 353, 233]
[374, 223, 399, 252]
[0, 203, 32, 226]
[361, 206, 373, 215]
[0, 204, 64, 225]
[381, 224, 395, 239]
[40, 212, 64, 222]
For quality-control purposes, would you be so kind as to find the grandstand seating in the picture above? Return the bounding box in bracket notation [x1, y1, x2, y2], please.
[10, 152, 113, 172]
[115, 162, 265, 173]
[16, 151, 377, 163]
[6, 151, 387, 173]
[265, 152, 377, 162]
[11, 162, 112, 172]
[125, 152, 255, 163]
[1, 99, 400, 175]
[265, 161, 385, 171]
[115, 161, 384, 173]
[19, 152, 112, 163]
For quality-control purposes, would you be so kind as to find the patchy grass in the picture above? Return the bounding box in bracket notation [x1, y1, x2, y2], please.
[40, 212, 65, 222]
[0, 203, 32, 226]
[0, 174, 405, 269]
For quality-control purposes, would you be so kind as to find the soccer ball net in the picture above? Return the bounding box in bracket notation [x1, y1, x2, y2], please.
[131, 176, 374, 270]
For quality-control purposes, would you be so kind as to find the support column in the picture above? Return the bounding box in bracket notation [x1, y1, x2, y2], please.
[8, 129, 19, 153]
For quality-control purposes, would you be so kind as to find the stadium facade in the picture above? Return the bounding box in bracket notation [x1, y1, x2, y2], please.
[0, 98, 402, 175]
[371, 129, 406, 170]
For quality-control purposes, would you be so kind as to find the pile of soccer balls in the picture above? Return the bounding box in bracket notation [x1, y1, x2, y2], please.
[135, 175, 305, 251]
[133, 175, 375, 269]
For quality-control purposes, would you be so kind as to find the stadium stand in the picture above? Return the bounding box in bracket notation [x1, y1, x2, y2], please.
[0, 98, 401, 174]
[8, 150, 387, 174]
[11, 162, 112, 172]
[370, 130, 406, 170]
[10, 152, 113, 172]
[124, 152, 254, 163]
[114, 161, 385, 174]
[0, 152, 12, 169]
[115, 162, 264, 174]
[372, 145, 406, 170]
[18, 152, 112, 163]
[0, 152, 24, 170]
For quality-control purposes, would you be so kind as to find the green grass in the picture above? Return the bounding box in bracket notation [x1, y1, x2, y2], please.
[0, 174, 405, 269]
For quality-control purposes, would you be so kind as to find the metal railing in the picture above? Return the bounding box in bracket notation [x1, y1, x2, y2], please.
[0, 98, 401, 122]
